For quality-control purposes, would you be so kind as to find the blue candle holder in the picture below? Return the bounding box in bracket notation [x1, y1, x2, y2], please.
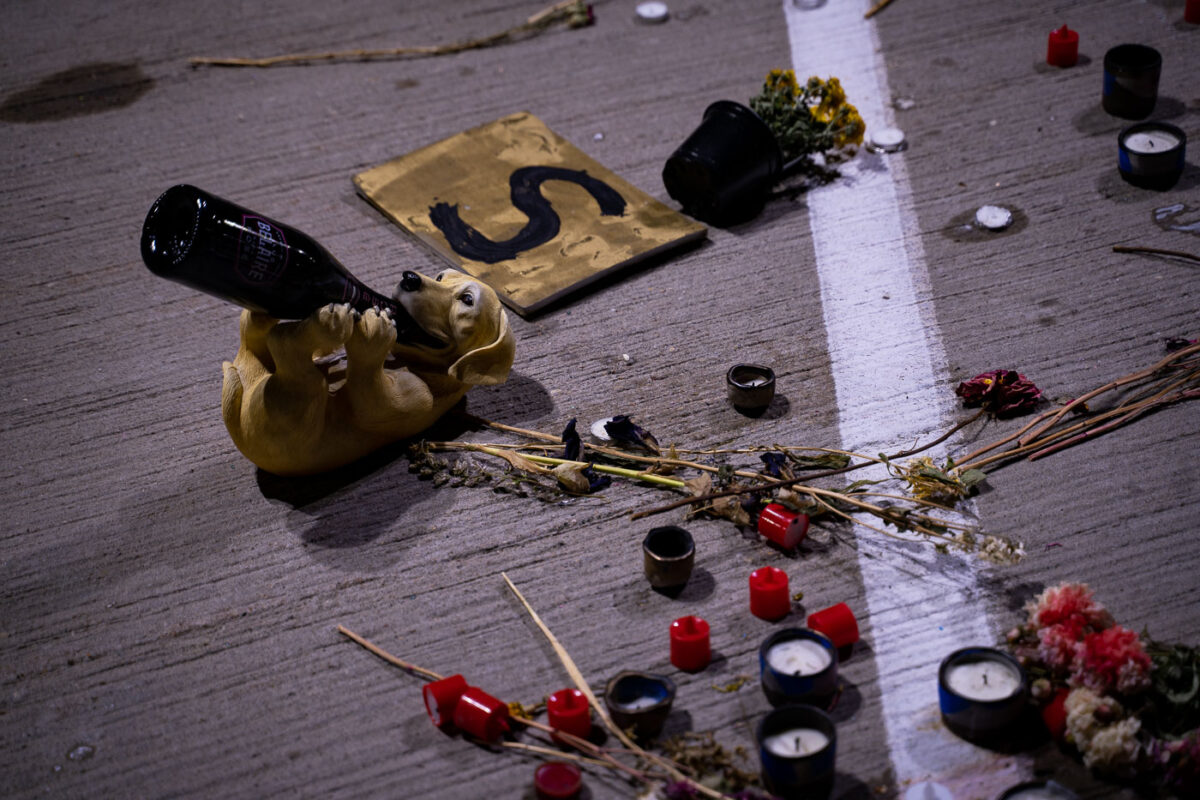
[759, 628, 838, 707]
[938, 647, 1027, 741]
[757, 705, 837, 800]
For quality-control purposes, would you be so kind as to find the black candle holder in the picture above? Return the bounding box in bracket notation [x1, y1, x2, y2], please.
[757, 704, 837, 800]
[1118, 122, 1187, 191]
[1102, 44, 1162, 120]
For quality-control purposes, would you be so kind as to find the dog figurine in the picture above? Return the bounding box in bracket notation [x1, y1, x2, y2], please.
[220, 269, 515, 476]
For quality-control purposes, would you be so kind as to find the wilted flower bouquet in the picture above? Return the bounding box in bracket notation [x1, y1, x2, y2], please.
[748, 69, 865, 165]
[411, 340, 1198, 568]
[1007, 583, 1199, 793]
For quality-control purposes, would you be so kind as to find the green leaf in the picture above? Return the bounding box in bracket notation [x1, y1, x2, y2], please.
[844, 478, 884, 493]
[786, 452, 851, 470]
[958, 469, 987, 488]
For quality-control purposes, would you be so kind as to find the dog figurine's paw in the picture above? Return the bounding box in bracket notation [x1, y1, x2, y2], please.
[346, 307, 397, 366]
[303, 303, 355, 353]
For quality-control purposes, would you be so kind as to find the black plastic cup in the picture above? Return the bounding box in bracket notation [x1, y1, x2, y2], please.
[663, 100, 783, 226]
[1102, 44, 1162, 120]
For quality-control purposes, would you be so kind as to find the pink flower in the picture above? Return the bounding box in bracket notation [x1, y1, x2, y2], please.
[1073, 626, 1152, 695]
[1027, 583, 1113, 632]
[955, 369, 1043, 417]
[1038, 622, 1085, 671]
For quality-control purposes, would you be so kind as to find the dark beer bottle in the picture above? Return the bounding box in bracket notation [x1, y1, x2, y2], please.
[140, 184, 443, 348]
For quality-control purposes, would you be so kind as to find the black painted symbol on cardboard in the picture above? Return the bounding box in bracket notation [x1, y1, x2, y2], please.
[429, 166, 626, 264]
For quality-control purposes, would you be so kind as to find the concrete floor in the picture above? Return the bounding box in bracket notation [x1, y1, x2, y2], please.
[1, 1, 1197, 798]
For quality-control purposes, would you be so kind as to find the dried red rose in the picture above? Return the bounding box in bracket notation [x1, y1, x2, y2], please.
[956, 369, 1043, 417]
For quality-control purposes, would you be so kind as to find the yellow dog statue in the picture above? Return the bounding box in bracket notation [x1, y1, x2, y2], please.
[221, 269, 515, 476]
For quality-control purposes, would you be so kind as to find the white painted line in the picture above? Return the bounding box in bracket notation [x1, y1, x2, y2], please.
[781, 1, 1030, 792]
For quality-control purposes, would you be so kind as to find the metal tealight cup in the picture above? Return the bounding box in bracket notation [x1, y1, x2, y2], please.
[642, 526, 695, 590]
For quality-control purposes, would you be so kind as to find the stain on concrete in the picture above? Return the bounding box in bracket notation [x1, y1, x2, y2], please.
[0, 62, 153, 123]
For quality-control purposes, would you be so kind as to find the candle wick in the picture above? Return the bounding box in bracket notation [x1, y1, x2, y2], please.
[794, 735, 801, 753]
[982, 672, 989, 685]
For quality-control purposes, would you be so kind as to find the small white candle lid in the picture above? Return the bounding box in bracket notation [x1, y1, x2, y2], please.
[635, 2, 670, 23]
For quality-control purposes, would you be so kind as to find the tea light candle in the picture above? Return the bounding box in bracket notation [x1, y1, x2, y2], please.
[749, 566, 791, 621]
[758, 503, 809, 550]
[670, 615, 711, 672]
[807, 602, 860, 650]
[759, 628, 839, 706]
[997, 780, 1078, 800]
[422, 673, 468, 728]
[938, 647, 1027, 740]
[945, 658, 1021, 701]
[767, 637, 832, 676]
[1045, 25, 1079, 68]
[534, 761, 583, 800]
[1118, 122, 1187, 190]
[546, 688, 591, 739]
[762, 727, 830, 756]
[452, 685, 511, 742]
[757, 705, 837, 799]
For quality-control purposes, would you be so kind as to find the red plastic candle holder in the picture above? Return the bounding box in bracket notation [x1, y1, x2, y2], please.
[749, 566, 791, 621]
[1186, 0, 1200, 25]
[546, 688, 591, 740]
[1046, 25, 1079, 68]
[807, 602, 860, 649]
[670, 615, 712, 671]
[422, 673, 468, 728]
[452, 686, 510, 741]
[757, 503, 809, 549]
[534, 761, 583, 800]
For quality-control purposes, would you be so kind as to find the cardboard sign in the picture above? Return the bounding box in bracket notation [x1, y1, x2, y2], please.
[354, 112, 706, 316]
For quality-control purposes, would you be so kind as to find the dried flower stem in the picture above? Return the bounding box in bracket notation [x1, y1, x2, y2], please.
[865, 0, 899, 19]
[190, 0, 586, 67]
[498, 741, 616, 771]
[1018, 343, 1200, 446]
[631, 409, 985, 521]
[429, 442, 689, 489]
[336, 625, 444, 681]
[1112, 245, 1200, 263]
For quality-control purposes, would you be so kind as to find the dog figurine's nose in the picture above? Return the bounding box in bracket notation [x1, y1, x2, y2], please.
[399, 271, 422, 292]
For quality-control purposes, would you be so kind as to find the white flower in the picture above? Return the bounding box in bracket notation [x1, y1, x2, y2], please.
[1081, 716, 1141, 770]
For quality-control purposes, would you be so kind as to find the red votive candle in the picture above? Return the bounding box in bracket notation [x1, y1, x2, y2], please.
[1187, 0, 1200, 24]
[807, 602, 860, 649]
[546, 688, 591, 739]
[422, 673, 468, 728]
[1046, 24, 1079, 67]
[757, 503, 809, 549]
[749, 566, 791, 621]
[452, 686, 510, 741]
[670, 615, 712, 671]
[534, 761, 583, 800]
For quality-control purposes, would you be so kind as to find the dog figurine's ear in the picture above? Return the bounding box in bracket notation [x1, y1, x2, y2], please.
[448, 309, 515, 385]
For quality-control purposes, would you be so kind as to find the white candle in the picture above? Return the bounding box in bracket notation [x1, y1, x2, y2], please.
[945, 659, 1020, 701]
[614, 694, 661, 711]
[767, 638, 831, 676]
[1124, 129, 1181, 154]
[762, 727, 830, 757]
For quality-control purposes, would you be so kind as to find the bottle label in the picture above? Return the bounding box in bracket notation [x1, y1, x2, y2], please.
[236, 216, 289, 284]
